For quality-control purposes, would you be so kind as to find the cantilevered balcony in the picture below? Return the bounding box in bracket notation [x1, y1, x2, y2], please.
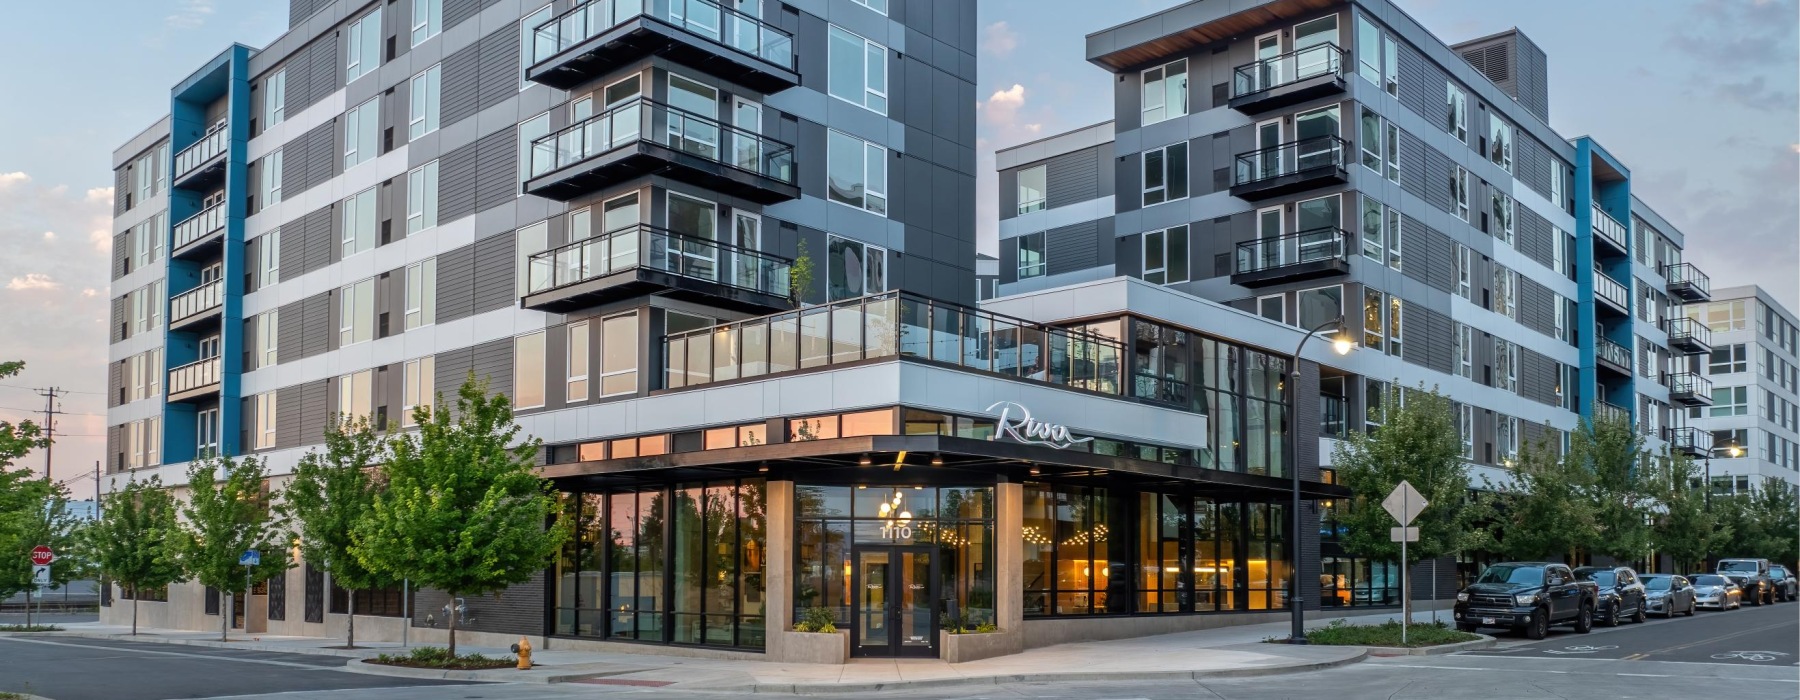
[1662, 262, 1712, 303]
[169, 279, 224, 332]
[167, 356, 221, 403]
[1595, 399, 1630, 426]
[523, 97, 798, 203]
[1230, 136, 1348, 201]
[1596, 336, 1632, 377]
[171, 201, 226, 260]
[1666, 372, 1713, 408]
[521, 224, 792, 314]
[1231, 227, 1350, 288]
[1590, 205, 1628, 257]
[172, 127, 228, 191]
[1663, 425, 1711, 459]
[1229, 44, 1346, 115]
[1663, 316, 1712, 355]
[1593, 267, 1630, 316]
[526, 0, 797, 93]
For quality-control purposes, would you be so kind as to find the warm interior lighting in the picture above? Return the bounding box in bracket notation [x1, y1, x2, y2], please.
[858, 454, 873, 466]
[930, 454, 944, 466]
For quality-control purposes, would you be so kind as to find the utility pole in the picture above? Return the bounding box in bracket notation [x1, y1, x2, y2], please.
[36, 387, 63, 481]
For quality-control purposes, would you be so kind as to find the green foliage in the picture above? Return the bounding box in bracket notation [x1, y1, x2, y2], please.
[1331, 383, 1487, 566]
[352, 375, 570, 655]
[1570, 415, 1655, 561]
[1296, 618, 1480, 648]
[368, 646, 515, 669]
[0, 624, 61, 632]
[789, 238, 816, 306]
[0, 483, 84, 600]
[84, 476, 184, 635]
[0, 361, 51, 603]
[1487, 434, 1594, 561]
[1645, 451, 1728, 572]
[1717, 478, 1800, 564]
[282, 415, 389, 647]
[178, 452, 292, 640]
[797, 606, 837, 633]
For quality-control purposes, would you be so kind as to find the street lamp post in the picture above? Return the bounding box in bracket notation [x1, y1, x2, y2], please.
[1288, 315, 1355, 644]
[1702, 437, 1742, 568]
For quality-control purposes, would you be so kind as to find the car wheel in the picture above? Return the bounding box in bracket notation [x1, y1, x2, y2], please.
[1605, 604, 1621, 627]
[1574, 603, 1593, 634]
[1525, 609, 1548, 640]
[1632, 598, 1647, 624]
[1457, 623, 1478, 633]
[1686, 598, 1696, 616]
[1751, 588, 1764, 606]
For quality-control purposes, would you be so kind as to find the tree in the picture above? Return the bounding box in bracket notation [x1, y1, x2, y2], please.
[0, 360, 53, 618]
[1330, 383, 1487, 619]
[788, 238, 816, 306]
[1570, 415, 1655, 562]
[178, 453, 292, 642]
[353, 376, 571, 655]
[86, 476, 184, 635]
[283, 416, 389, 648]
[1646, 451, 1728, 573]
[1488, 434, 1595, 562]
[1732, 478, 1800, 564]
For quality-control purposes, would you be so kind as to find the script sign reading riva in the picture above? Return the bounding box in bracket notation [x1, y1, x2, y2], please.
[986, 401, 1095, 449]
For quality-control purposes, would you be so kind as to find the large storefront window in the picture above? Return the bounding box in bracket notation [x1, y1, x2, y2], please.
[553, 479, 766, 650]
[795, 485, 995, 628]
[1115, 318, 1290, 477]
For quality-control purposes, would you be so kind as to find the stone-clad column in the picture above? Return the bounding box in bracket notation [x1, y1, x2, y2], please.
[764, 479, 794, 658]
[996, 482, 1023, 632]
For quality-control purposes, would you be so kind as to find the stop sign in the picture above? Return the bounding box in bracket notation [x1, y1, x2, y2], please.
[29, 546, 53, 566]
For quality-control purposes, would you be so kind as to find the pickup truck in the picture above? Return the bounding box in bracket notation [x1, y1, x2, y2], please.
[1453, 562, 1597, 640]
[1717, 558, 1774, 606]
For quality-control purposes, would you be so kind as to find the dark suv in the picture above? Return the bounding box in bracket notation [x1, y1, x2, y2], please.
[1770, 565, 1797, 602]
[1717, 558, 1774, 606]
[1574, 566, 1647, 626]
[1454, 562, 1597, 639]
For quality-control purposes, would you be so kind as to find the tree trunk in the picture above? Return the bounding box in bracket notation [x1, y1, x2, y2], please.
[132, 595, 140, 635]
[346, 590, 356, 649]
[221, 592, 230, 642]
[446, 594, 457, 657]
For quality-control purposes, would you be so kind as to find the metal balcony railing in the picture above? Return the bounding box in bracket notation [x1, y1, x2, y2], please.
[1597, 336, 1632, 370]
[1593, 267, 1630, 311]
[1321, 394, 1347, 439]
[1233, 135, 1349, 187]
[1663, 316, 1713, 348]
[168, 356, 221, 395]
[526, 97, 795, 184]
[663, 291, 1126, 396]
[1663, 425, 1712, 454]
[1591, 204, 1628, 252]
[170, 279, 223, 324]
[173, 201, 226, 250]
[174, 128, 228, 180]
[1666, 372, 1712, 398]
[1232, 44, 1345, 97]
[527, 224, 791, 299]
[530, 0, 794, 71]
[1595, 400, 1630, 425]
[1662, 262, 1712, 299]
[1235, 227, 1349, 275]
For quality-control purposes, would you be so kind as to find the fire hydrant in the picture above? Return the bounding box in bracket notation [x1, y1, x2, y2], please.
[512, 636, 532, 669]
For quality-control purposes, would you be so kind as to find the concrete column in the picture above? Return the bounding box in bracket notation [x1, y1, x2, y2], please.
[995, 482, 1023, 632]
[764, 479, 794, 658]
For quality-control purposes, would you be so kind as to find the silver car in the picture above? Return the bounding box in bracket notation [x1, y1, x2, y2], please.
[1690, 574, 1742, 610]
[1640, 574, 1697, 617]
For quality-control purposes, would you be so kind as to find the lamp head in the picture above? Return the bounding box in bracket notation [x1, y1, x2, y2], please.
[1330, 324, 1355, 355]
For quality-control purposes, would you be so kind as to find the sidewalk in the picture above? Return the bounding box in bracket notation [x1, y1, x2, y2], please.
[27, 610, 1444, 693]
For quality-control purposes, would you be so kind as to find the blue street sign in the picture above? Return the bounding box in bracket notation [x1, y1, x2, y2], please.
[239, 550, 261, 567]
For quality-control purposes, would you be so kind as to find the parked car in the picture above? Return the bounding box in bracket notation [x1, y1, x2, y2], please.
[1768, 565, 1797, 602]
[1453, 562, 1597, 640]
[1639, 574, 1697, 617]
[1690, 573, 1742, 610]
[1717, 559, 1774, 606]
[1574, 566, 1647, 626]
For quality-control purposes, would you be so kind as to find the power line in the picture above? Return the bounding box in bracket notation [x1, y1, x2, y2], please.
[0, 384, 104, 395]
[0, 405, 106, 417]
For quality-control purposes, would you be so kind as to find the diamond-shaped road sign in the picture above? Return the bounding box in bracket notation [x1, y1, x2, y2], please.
[1382, 480, 1428, 526]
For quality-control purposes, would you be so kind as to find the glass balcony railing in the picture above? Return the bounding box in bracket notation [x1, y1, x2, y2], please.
[1231, 43, 1345, 97]
[527, 223, 790, 299]
[1591, 204, 1628, 252]
[1235, 227, 1348, 275]
[1662, 262, 1711, 299]
[173, 201, 226, 250]
[1593, 267, 1630, 311]
[664, 291, 1126, 396]
[1663, 426, 1712, 454]
[174, 128, 228, 180]
[168, 356, 221, 395]
[170, 279, 224, 324]
[1663, 316, 1713, 348]
[1595, 400, 1630, 425]
[1233, 135, 1348, 187]
[530, 0, 794, 71]
[1667, 372, 1712, 398]
[1597, 336, 1631, 370]
[526, 97, 795, 184]
[1320, 394, 1347, 439]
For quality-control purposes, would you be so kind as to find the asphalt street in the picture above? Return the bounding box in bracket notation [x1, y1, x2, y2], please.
[1460, 594, 1799, 665]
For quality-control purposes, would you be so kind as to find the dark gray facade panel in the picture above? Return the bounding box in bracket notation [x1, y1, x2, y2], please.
[110, 297, 126, 343]
[1398, 129, 1429, 202]
[1422, 143, 1454, 215]
[300, 122, 335, 196]
[1516, 205, 1554, 269]
[476, 27, 520, 113]
[471, 338, 513, 399]
[306, 32, 341, 114]
[438, 137, 480, 224]
[1514, 134, 1553, 200]
[276, 384, 302, 449]
[1396, 42, 1450, 135]
[276, 300, 304, 364]
[301, 206, 333, 275]
[444, 0, 485, 30]
[1514, 32, 1551, 123]
[441, 43, 481, 127]
[113, 232, 129, 279]
[473, 129, 518, 213]
[1044, 146, 1101, 209]
[435, 346, 475, 396]
[471, 231, 516, 314]
[435, 243, 476, 323]
[1044, 220, 1100, 276]
[108, 361, 123, 409]
[300, 294, 331, 359]
[1521, 348, 1559, 406]
[1518, 276, 1556, 338]
[113, 167, 129, 215]
[298, 380, 328, 447]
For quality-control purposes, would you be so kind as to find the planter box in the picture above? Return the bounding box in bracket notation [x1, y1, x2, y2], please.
[939, 628, 1022, 663]
[774, 629, 849, 664]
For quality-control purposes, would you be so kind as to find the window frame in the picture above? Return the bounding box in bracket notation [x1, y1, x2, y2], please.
[827, 25, 888, 115]
[599, 312, 639, 397]
[1451, 166, 1470, 221]
[402, 356, 434, 427]
[409, 64, 442, 140]
[406, 160, 439, 235]
[1016, 231, 1046, 280]
[266, 69, 287, 127]
[341, 186, 377, 257]
[338, 278, 374, 347]
[825, 129, 888, 215]
[567, 320, 590, 404]
[1455, 322, 1474, 379]
[1141, 141, 1188, 207]
[343, 97, 380, 169]
[337, 369, 374, 424]
[261, 149, 284, 208]
[1017, 164, 1047, 215]
[404, 258, 436, 330]
[1491, 189, 1515, 246]
[255, 391, 278, 450]
[513, 330, 548, 410]
[1446, 83, 1467, 142]
[1140, 58, 1188, 126]
[1488, 115, 1514, 173]
[345, 7, 383, 83]
[1141, 225, 1190, 286]
[257, 309, 279, 368]
[411, 0, 442, 47]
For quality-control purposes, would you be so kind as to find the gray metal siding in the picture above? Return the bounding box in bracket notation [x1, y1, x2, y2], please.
[300, 293, 331, 359]
[1401, 215, 1457, 294]
[473, 128, 519, 214]
[302, 206, 334, 275]
[441, 43, 480, 127]
[299, 380, 329, 447]
[1422, 141, 1455, 215]
[1419, 305, 1455, 375]
[437, 136, 480, 224]
[1398, 129, 1429, 204]
[1517, 276, 1555, 338]
[110, 296, 126, 343]
[114, 167, 129, 215]
[472, 338, 513, 401]
[1516, 205, 1554, 269]
[1044, 221, 1100, 276]
[435, 346, 474, 396]
[1520, 348, 1559, 406]
[1396, 42, 1450, 137]
[472, 232, 516, 314]
[276, 300, 304, 365]
[435, 243, 476, 323]
[475, 26, 520, 113]
[1514, 134, 1552, 201]
[276, 384, 303, 449]
[1044, 146, 1101, 209]
[113, 232, 130, 279]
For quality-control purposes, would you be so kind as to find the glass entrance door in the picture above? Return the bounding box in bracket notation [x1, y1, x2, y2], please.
[852, 546, 937, 658]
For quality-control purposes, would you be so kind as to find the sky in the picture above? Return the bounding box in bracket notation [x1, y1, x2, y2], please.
[0, 0, 1794, 487]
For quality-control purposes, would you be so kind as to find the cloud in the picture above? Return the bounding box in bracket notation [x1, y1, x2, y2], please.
[164, 0, 214, 30]
[981, 84, 1028, 127]
[0, 172, 28, 188]
[7, 274, 61, 291]
[1709, 76, 1798, 113]
[981, 21, 1020, 57]
[1666, 0, 1797, 66]
[41, 231, 54, 241]
[1636, 146, 1800, 313]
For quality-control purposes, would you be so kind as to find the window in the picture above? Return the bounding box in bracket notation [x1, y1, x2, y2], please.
[260, 149, 283, 208]
[1488, 115, 1513, 172]
[1017, 232, 1045, 279]
[406, 161, 438, 235]
[402, 356, 433, 427]
[559, 320, 590, 404]
[255, 392, 278, 449]
[1454, 322, 1474, 379]
[1363, 287, 1385, 352]
[409, 65, 441, 140]
[1702, 299, 1748, 333]
[257, 310, 279, 368]
[197, 408, 220, 455]
[1550, 163, 1565, 211]
[154, 143, 168, 196]
[1356, 17, 1381, 85]
[520, 5, 552, 88]
[1141, 142, 1188, 206]
[411, 0, 441, 46]
[1450, 166, 1470, 221]
[344, 98, 379, 169]
[1553, 293, 1570, 343]
[1497, 414, 1519, 462]
[1141, 59, 1187, 126]
[1017, 165, 1047, 214]
[1494, 337, 1518, 391]
[1299, 285, 1342, 330]
[134, 153, 153, 205]
[601, 313, 638, 396]
[134, 219, 154, 269]
[1258, 295, 1285, 323]
[1388, 294, 1403, 358]
[1460, 403, 1475, 459]
[515, 220, 549, 297]
[850, 0, 886, 14]
[519, 111, 550, 181]
[341, 186, 377, 257]
[1491, 190, 1515, 246]
[1710, 344, 1748, 374]
[257, 230, 281, 289]
[826, 130, 887, 214]
[346, 7, 383, 82]
[1360, 107, 1381, 173]
[1361, 195, 1384, 262]
[1711, 386, 1749, 417]
[265, 69, 287, 127]
[826, 234, 887, 301]
[1142, 225, 1189, 285]
[828, 26, 887, 114]
[514, 331, 546, 409]
[1446, 84, 1467, 142]
[337, 370, 373, 423]
[338, 278, 374, 346]
[1493, 265, 1517, 319]
[1456, 245, 1473, 300]
[1382, 34, 1398, 96]
[404, 258, 436, 330]
[1384, 122, 1399, 182]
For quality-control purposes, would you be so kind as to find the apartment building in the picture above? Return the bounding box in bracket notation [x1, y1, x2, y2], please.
[1684, 286, 1800, 492]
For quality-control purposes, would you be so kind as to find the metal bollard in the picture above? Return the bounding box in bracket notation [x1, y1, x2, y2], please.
[511, 636, 532, 669]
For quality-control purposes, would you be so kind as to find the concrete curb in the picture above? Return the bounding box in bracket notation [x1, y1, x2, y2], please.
[339, 659, 637, 684]
[1356, 634, 1497, 657]
[737, 649, 1369, 695]
[37, 631, 386, 659]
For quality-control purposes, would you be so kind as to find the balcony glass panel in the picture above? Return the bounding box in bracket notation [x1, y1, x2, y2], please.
[1597, 337, 1631, 369]
[1235, 227, 1347, 274]
[1668, 372, 1711, 397]
[174, 128, 229, 180]
[1591, 205, 1628, 251]
[173, 201, 227, 250]
[1593, 268, 1630, 311]
[1662, 262, 1711, 297]
[170, 279, 224, 324]
[1595, 400, 1629, 425]
[530, 0, 794, 70]
[168, 357, 221, 395]
[526, 224, 790, 300]
[1233, 136, 1348, 186]
[1232, 44, 1344, 96]
[1663, 317, 1713, 347]
[528, 98, 794, 184]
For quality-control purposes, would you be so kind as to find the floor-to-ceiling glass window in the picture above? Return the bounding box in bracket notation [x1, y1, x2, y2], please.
[795, 484, 995, 630]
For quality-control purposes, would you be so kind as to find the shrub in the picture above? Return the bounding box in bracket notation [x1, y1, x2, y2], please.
[368, 646, 516, 669]
[798, 607, 837, 633]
